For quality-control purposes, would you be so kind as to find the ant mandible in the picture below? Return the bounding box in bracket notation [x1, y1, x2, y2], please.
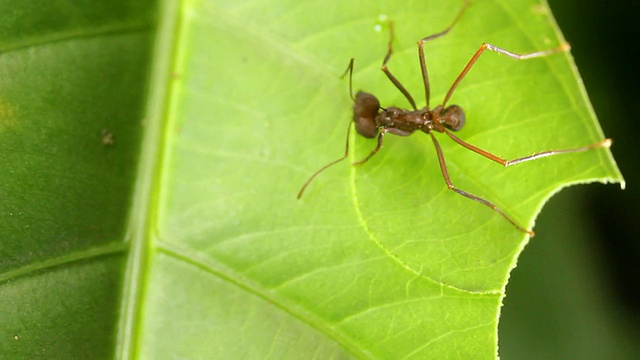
[297, 0, 611, 237]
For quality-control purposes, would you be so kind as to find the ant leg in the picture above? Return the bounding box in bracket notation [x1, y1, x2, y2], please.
[442, 42, 570, 107]
[340, 58, 356, 102]
[380, 22, 418, 110]
[429, 132, 535, 236]
[418, 0, 471, 109]
[297, 121, 353, 199]
[353, 129, 386, 165]
[445, 129, 612, 167]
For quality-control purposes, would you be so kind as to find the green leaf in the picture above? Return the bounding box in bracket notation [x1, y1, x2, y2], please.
[0, 0, 624, 359]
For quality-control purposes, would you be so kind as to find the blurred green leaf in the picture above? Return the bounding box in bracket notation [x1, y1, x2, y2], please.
[0, 0, 623, 358]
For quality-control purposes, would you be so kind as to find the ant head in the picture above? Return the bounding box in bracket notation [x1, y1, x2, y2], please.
[353, 91, 380, 138]
[442, 105, 465, 131]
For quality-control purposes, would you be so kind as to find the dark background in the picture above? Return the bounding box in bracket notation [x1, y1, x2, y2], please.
[553, 0, 640, 314]
[500, 0, 640, 358]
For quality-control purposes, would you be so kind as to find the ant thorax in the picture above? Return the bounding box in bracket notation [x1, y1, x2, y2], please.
[375, 107, 429, 137]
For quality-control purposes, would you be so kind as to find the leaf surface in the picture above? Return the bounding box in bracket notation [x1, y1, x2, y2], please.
[0, 0, 623, 358]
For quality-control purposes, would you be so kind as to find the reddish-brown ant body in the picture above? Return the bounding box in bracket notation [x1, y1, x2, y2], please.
[298, 1, 611, 236]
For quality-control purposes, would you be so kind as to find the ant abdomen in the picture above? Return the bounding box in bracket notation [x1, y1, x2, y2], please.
[442, 105, 465, 131]
[353, 91, 380, 138]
